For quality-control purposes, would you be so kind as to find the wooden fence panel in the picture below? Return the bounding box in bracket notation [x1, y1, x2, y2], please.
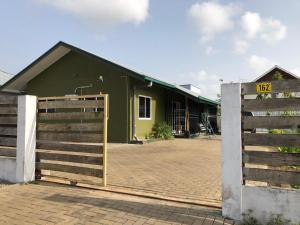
[241, 80, 300, 188]
[243, 151, 300, 167]
[36, 94, 108, 184]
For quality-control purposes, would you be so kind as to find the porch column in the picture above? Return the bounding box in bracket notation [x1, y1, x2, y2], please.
[185, 97, 190, 133]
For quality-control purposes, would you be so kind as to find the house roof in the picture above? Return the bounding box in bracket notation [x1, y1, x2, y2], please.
[1, 41, 218, 106]
[253, 65, 300, 82]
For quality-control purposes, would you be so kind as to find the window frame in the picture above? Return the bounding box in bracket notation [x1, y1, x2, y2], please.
[138, 95, 152, 120]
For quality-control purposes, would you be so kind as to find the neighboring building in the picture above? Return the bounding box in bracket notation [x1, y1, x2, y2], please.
[249, 66, 300, 124]
[180, 84, 201, 95]
[0, 69, 13, 85]
[254, 65, 299, 82]
[1, 41, 218, 143]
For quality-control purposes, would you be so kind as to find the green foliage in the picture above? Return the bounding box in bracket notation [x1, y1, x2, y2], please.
[240, 211, 299, 225]
[151, 122, 173, 140]
[273, 71, 284, 81]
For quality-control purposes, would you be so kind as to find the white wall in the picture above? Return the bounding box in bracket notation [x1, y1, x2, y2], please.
[242, 186, 300, 224]
[0, 158, 17, 183]
[221, 83, 242, 220]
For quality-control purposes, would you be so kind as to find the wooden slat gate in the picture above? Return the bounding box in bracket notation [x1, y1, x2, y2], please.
[0, 92, 18, 158]
[241, 79, 300, 187]
[36, 94, 108, 187]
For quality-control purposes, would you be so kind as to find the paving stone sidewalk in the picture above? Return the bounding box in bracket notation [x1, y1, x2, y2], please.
[108, 137, 221, 205]
[0, 182, 233, 225]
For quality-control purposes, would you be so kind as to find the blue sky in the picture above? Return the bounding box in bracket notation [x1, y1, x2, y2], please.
[0, 0, 300, 99]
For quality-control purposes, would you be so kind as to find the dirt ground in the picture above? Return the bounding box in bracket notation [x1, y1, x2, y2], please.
[107, 136, 222, 206]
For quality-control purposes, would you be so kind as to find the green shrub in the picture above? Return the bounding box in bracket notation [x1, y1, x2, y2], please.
[151, 122, 173, 140]
[240, 211, 299, 225]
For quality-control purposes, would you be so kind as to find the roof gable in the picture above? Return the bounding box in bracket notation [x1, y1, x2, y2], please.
[254, 66, 299, 82]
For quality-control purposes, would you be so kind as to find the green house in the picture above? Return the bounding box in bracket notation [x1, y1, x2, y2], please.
[1, 42, 218, 143]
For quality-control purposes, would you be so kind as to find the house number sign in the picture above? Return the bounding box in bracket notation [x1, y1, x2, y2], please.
[256, 82, 272, 93]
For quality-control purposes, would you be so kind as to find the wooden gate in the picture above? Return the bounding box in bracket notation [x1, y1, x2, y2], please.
[36, 94, 108, 186]
[241, 79, 300, 187]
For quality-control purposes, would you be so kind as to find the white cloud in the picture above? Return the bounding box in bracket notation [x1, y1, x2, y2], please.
[234, 40, 249, 54]
[241, 12, 263, 38]
[36, 0, 149, 27]
[241, 11, 287, 44]
[180, 70, 222, 99]
[248, 55, 275, 74]
[205, 46, 214, 55]
[291, 69, 300, 77]
[188, 2, 239, 41]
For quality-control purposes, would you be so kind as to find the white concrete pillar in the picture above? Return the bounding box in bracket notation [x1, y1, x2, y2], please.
[221, 83, 242, 220]
[16, 95, 37, 183]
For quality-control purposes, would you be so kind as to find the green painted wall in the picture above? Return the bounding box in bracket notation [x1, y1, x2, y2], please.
[25, 51, 130, 143]
[128, 78, 166, 140]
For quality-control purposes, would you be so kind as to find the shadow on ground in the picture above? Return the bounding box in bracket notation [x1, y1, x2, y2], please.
[44, 192, 225, 224]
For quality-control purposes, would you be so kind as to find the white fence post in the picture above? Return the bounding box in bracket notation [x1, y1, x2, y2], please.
[221, 83, 242, 220]
[16, 95, 37, 183]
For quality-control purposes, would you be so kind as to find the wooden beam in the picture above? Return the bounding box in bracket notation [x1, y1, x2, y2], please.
[0, 127, 17, 136]
[102, 94, 108, 187]
[38, 99, 103, 109]
[243, 150, 300, 167]
[36, 141, 103, 154]
[0, 148, 16, 157]
[38, 132, 103, 143]
[243, 168, 300, 186]
[0, 137, 17, 147]
[244, 133, 300, 148]
[0, 116, 17, 125]
[38, 112, 103, 121]
[0, 95, 17, 105]
[38, 122, 103, 133]
[0, 106, 17, 115]
[36, 152, 103, 165]
[242, 98, 300, 112]
[36, 162, 103, 177]
[243, 116, 300, 129]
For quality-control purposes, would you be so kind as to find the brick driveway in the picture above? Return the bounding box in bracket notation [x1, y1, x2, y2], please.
[108, 137, 221, 205]
[0, 182, 233, 225]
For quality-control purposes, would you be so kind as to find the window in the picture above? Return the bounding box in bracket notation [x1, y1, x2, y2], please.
[139, 96, 151, 119]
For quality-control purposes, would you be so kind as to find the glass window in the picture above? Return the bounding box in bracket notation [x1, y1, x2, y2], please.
[139, 96, 151, 119]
